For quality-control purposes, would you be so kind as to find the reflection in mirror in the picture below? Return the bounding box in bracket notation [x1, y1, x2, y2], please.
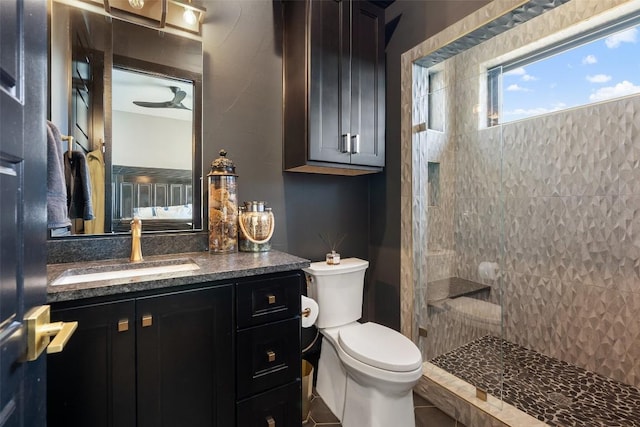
[48, 0, 203, 237]
[111, 69, 194, 232]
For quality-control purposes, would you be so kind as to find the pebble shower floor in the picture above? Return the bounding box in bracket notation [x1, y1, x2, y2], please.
[431, 336, 640, 426]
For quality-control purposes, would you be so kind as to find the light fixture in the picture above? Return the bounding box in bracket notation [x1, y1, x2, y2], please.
[168, 0, 206, 30]
[105, 0, 206, 34]
[128, 0, 144, 10]
[183, 7, 197, 25]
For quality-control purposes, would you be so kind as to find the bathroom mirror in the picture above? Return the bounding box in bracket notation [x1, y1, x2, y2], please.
[48, 0, 203, 236]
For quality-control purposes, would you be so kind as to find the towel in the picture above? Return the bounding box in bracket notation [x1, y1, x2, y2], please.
[84, 148, 105, 234]
[46, 121, 71, 229]
[65, 150, 95, 220]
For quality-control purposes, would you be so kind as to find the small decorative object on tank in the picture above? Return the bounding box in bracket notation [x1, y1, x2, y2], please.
[207, 149, 238, 253]
[318, 232, 346, 265]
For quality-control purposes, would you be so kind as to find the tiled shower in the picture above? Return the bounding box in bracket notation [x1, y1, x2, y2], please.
[402, 0, 640, 424]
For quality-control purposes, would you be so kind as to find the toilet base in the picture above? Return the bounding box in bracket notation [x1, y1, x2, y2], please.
[342, 374, 416, 427]
[315, 331, 420, 427]
[316, 336, 346, 420]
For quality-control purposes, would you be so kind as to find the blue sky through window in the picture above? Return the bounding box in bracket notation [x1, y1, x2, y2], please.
[501, 25, 640, 122]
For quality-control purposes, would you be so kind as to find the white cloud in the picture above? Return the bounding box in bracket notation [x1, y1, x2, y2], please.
[586, 74, 612, 83]
[605, 28, 638, 48]
[505, 67, 526, 76]
[582, 54, 597, 64]
[589, 80, 640, 102]
[504, 67, 537, 82]
[507, 84, 531, 92]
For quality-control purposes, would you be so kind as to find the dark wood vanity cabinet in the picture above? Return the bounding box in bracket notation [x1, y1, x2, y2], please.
[47, 271, 303, 427]
[48, 285, 234, 427]
[235, 274, 302, 427]
[283, 0, 386, 175]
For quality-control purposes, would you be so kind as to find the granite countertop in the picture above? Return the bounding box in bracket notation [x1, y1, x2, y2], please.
[47, 250, 310, 303]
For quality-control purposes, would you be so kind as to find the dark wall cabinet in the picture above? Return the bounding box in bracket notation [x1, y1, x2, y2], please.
[284, 0, 385, 175]
[47, 271, 302, 427]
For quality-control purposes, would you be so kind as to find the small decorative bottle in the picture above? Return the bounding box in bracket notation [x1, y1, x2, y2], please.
[207, 150, 238, 253]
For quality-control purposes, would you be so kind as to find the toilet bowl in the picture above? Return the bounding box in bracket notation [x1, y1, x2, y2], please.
[303, 258, 423, 427]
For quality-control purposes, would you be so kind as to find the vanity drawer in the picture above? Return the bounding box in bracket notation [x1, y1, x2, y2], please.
[236, 380, 301, 427]
[236, 273, 301, 329]
[236, 318, 301, 399]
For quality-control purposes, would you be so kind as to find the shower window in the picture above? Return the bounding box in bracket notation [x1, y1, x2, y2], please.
[487, 12, 640, 126]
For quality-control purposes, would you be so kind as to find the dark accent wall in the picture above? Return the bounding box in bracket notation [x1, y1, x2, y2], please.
[367, 0, 490, 329]
[201, 1, 369, 264]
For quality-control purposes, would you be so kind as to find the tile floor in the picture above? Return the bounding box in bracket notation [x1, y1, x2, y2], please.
[303, 388, 465, 427]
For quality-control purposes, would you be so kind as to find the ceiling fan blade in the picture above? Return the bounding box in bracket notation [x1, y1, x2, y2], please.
[173, 90, 187, 104]
[133, 100, 173, 108]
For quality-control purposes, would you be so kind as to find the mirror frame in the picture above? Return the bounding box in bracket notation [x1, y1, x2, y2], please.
[47, 0, 204, 238]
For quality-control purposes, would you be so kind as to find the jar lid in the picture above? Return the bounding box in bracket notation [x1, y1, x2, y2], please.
[208, 149, 238, 176]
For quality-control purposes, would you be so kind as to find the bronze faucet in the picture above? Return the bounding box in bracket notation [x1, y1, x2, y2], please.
[130, 217, 143, 262]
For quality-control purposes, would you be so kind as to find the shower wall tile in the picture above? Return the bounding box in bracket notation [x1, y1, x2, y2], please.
[564, 196, 619, 289]
[502, 115, 561, 198]
[555, 102, 621, 197]
[616, 194, 640, 294]
[620, 95, 640, 195]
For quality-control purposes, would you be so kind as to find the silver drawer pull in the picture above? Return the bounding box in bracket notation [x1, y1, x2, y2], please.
[266, 415, 275, 427]
[267, 294, 276, 305]
[266, 350, 276, 362]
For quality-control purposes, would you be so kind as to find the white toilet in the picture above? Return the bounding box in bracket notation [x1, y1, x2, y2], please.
[303, 258, 423, 427]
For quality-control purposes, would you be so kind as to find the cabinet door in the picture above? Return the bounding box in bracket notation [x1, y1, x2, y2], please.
[350, 0, 385, 167]
[308, 0, 351, 164]
[136, 285, 234, 427]
[48, 300, 136, 427]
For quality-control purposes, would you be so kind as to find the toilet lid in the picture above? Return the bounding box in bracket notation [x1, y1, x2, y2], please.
[338, 322, 422, 372]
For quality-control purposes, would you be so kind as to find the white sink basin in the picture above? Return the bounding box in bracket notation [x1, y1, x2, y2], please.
[51, 260, 200, 286]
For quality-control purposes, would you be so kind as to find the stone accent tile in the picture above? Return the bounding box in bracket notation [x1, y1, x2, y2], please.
[616, 194, 640, 294]
[555, 102, 621, 197]
[620, 95, 640, 195]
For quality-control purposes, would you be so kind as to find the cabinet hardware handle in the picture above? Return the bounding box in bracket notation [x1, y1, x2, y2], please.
[340, 133, 351, 153]
[301, 307, 311, 317]
[118, 319, 129, 332]
[267, 294, 276, 305]
[141, 315, 153, 327]
[267, 350, 276, 362]
[351, 134, 360, 154]
[265, 415, 276, 427]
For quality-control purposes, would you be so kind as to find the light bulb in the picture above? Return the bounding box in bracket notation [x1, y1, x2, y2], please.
[183, 7, 197, 25]
[128, 0, 144, 9]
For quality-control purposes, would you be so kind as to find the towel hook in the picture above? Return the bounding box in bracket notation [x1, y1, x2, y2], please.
[61, 135, 74, 158]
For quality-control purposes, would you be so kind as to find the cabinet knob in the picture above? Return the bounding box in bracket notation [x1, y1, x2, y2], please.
[118, 319, 129, 332]
[266, 350, 276, 362]
[265, 415, 275, 427]
[141, 314, 153, 327]
[267, 294, 276, 305]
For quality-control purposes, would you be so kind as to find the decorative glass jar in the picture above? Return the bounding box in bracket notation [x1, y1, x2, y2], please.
[238, 201, 275, 252]
[207, 150, 238, 253]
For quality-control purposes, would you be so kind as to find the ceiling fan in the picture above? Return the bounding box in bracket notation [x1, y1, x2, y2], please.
[133, 86, 191, 110]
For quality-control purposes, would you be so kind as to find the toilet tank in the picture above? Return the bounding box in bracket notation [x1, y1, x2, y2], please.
[302, 258, 369, 329]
